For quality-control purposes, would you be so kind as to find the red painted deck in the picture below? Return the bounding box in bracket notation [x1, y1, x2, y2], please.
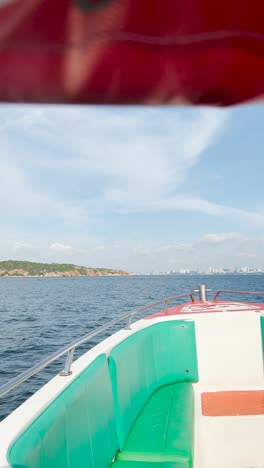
[146, 300, 264, 319]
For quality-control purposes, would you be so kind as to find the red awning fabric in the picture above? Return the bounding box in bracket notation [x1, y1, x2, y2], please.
[0, 0, 264, 105]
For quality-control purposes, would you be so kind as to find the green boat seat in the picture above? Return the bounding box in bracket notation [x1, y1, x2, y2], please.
[111, 461, 187, 467]
[109, 320, 198, 466]
[8, 354, 118, 468]
[261, 316, 264, 350]
[8, 321, 198, 468]
[116, 382, 193, 466]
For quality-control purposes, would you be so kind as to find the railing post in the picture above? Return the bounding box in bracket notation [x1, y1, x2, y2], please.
[193, 284, 212, 302]
[163, 299, 168, 313]
[60, 348, 75, 376]
[199, 284, 207, 302]
[124, 314, 132, 330]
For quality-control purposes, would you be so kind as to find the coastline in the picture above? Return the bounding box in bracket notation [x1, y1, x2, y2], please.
[0, 273, 129, 278]
[0, 261, 129, 278]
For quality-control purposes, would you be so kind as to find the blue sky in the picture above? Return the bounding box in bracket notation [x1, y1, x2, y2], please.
[1, 103, 264, 273]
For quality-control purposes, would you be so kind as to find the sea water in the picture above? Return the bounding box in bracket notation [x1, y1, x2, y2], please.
[1, 274, 264, 420]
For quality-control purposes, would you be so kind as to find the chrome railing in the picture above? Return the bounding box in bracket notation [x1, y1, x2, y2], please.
[213, 290, 264, 301]
[0, 292, 194, 398]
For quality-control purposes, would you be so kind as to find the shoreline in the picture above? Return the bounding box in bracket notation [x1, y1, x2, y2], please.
[0, 274, 129, 278]
[1, 272, 263, 278]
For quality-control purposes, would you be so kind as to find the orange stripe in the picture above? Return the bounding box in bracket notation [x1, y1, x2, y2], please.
[202, 391, 264, 416]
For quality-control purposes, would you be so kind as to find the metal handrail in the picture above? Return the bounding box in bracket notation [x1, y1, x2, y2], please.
[214, 289, 264, 301]
[0, 292, 194, 398]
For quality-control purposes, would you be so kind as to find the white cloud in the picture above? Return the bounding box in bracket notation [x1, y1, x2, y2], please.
[49, 243, 73, 251]
[201, 232, 242, 244]
[1, 102, 264, 276]
[102, 108, 227, 211]
[140, 195, 264, 226]
[13, 241, 32, 250]
[0, 105, 229, 224]
[1, 232, 264, 272]
[127, 233, 264, 271]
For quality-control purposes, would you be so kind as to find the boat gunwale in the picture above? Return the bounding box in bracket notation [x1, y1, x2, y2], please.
[0, 292, 194, 399]
[1, 288, 264, 400]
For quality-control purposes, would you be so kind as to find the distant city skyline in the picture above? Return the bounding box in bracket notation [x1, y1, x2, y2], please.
[1, 104, 264, 273]
[144, 266, 264, 275]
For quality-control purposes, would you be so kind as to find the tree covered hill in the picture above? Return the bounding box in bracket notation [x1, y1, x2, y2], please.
[0, 260, 128, 277]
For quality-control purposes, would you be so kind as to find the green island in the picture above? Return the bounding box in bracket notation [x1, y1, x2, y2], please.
[0, 260, 128, 277]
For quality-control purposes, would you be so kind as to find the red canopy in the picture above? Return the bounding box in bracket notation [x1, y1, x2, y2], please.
[0, 0, 264, 105]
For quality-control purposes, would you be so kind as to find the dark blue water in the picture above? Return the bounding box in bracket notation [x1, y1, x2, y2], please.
[1, 274, 264, 421]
